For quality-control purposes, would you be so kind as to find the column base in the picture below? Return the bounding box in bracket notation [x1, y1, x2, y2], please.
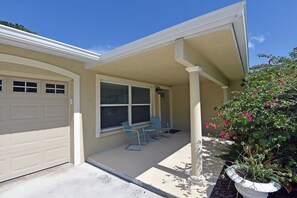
[188, 175, 206, 184]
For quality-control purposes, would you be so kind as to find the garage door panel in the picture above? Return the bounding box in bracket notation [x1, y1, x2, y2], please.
[0, 105, 4, 121]
[10, 104, 40, 120]
[0, 134, 9, 150]
[10, 151, 41, 175]
[0, 158, 9, 181]
[7, 123, 43, 134]
[0, 159, 5, 177]
[44, 104, 67, 118]
[43, 127, 69, 143]
[43, 144, 69, 167]
[0, 77, 70, 182]
[10, 131, 41, 148]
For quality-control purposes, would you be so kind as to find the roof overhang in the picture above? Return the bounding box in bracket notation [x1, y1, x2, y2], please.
[0, 25, 101, 65]
[87, 1, 248, 86]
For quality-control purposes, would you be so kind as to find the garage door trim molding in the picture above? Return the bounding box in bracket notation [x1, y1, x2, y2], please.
[0, 53, 83, 165]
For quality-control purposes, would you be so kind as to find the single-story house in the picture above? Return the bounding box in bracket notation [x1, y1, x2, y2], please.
[0, 2, 248, 182]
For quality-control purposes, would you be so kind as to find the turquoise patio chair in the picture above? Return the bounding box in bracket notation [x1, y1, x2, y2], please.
[122, 122, 147, 151]
[142, 122, 159, 141]
[150, 116, 170, 138]
[142, 117, 170, 140]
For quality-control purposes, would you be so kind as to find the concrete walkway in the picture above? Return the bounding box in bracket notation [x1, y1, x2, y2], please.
[0, 163, 161, 198]
[88, 132, 233, 198]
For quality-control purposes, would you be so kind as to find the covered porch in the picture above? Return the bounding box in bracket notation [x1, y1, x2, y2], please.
[88, 1, 247, 181]
[88, 131, 233, 197]
[87, 2, 247, 197]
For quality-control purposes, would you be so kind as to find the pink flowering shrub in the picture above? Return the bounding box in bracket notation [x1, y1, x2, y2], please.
[207, 48, 297, 188]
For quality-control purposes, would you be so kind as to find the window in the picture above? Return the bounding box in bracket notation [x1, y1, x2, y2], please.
[0, 79, 2, 92]
[13, 80, 38, 93]
[100, 82, 129, 129]
[99, 80, 151, 132]
[46, 83, 65, 94]
[131, 86, 150, 124]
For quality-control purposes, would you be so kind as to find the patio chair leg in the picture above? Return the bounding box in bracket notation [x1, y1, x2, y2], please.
[151, 131, 160, 140]
[143, 134, 147, 144]
[146, 133, 155, 143]
[137, 135, 142, 150]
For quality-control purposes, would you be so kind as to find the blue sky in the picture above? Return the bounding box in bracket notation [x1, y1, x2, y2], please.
[0, 0, 296, 67]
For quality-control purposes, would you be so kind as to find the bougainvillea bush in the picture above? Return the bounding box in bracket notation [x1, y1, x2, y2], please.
[206, 48, 297, 188]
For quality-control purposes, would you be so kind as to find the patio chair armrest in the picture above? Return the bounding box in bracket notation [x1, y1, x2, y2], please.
[124, 129, 140, 134]
[125, 129, 139, 133]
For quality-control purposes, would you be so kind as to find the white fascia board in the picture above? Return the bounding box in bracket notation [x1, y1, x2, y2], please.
[236, 4, 249, 73]
[0, 25, 100, 64]
[92, 1, 247, 67]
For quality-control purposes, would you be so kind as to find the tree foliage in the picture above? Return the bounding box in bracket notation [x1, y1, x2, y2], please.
[0, 20, 37, 34]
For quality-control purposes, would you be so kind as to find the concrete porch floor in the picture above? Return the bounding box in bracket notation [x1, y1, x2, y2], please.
[88, 131, 233, 198]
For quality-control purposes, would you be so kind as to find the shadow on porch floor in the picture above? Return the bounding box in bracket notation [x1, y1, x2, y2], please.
[88, 131, 233, 198]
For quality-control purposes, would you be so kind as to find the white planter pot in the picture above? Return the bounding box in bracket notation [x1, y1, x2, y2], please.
[226, 165, 281, 198]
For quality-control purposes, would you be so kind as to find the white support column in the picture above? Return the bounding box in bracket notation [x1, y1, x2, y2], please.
[222, 86, 228, 103]
[185, 66, 206, 183]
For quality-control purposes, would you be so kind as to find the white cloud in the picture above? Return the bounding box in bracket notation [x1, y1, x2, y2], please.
[248, 41, 255, 49]
[87, 45, 115, 54]
[251, 35, 266, 43]
[248, 34, 266, 49]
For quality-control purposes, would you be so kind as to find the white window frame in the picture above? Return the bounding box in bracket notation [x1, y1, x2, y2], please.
[96, 74, 154, 137]
[131, 85, 151, 125]
[11, 78, 39, 94]
[44, 81, 67, 95]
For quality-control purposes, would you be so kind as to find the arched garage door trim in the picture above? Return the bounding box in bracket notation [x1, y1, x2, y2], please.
[0, 53, 83, 165]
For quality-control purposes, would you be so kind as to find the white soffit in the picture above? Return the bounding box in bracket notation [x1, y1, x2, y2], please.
[0, 25, 100, 64]
[93, 1, 248, 72]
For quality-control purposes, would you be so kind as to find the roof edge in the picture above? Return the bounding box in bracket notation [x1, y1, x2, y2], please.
[0, 24, 101, 64]
[93, 1, 247, 67]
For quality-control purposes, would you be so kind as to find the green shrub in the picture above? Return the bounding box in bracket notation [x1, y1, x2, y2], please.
[207, 48, 297, 188]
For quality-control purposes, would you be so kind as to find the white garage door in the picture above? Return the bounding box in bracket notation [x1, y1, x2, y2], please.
[0, 76, 70, 182]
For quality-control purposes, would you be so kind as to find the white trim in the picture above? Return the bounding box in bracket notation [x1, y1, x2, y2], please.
[128, 85, 132, 125]
[0, 25, 100, 64]
[0, 70, 71, 82]
[91, 2, 247, 67]
[96, 74, 154, 137]
[0, 53, 82, 165]
[230, 25, 248, 74]
[101, 104, 129, 107]
[232, 3, 249, 72]
[186, 66, 203, 73]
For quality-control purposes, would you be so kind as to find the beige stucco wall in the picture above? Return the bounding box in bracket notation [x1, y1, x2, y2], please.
[171, 84, 190, 132]
[200, 81, 224, 136]
[171, 81, 224, 135]
[171, 79, 244, 136]
[0, 44, 130, 162]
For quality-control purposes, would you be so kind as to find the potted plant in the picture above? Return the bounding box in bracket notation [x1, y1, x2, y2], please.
[225, 143, 291, 198]
[205, 48, 297, 197]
